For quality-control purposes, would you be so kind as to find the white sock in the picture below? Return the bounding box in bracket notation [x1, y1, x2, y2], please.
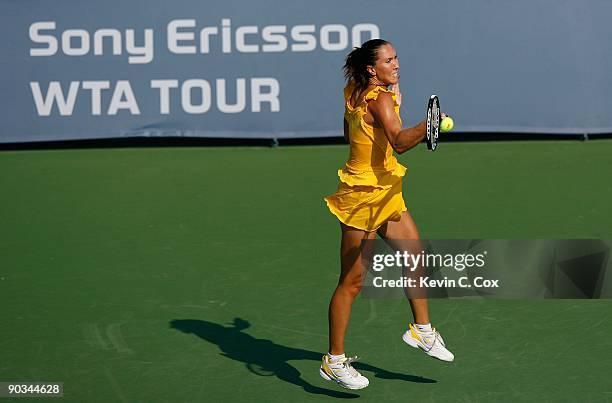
[415, 323, 432, 332]
[327, 352, 346, 363]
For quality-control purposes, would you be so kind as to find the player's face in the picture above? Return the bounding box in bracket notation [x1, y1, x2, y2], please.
[371, 44, 400, 85]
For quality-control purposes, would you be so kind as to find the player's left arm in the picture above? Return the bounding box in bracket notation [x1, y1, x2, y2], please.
[343, 118, 349, 143]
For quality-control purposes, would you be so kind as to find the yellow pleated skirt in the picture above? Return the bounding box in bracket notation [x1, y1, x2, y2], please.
[324, 169, 407, 232]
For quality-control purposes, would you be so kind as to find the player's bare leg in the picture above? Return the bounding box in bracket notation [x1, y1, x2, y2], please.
[377, 211, 429, 324]
[328, 223, 377, 355]
[320, 223, 375, 390]
[378, 211, 454, 362]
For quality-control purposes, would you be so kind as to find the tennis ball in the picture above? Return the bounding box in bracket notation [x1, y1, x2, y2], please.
[440, 117, 454, 133]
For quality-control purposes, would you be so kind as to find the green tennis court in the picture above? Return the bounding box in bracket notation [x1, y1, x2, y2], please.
[2, 140, 612, 402]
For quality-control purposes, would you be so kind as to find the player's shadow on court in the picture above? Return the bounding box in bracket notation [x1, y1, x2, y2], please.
[169, 318, 436, 398]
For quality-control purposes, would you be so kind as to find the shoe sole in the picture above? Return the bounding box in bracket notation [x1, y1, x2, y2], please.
[319, 367, 369, 390]
[402, 332, 454, 362]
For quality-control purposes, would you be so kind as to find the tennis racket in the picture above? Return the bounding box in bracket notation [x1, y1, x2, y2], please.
[426, 95, 440, 151]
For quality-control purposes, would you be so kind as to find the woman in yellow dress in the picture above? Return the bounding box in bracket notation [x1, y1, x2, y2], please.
[319, 39, 454, 390]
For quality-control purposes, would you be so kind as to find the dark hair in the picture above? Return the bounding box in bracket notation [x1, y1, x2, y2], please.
[343, 39, 390, 97]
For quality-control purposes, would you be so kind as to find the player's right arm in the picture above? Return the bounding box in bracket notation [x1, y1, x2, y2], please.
[368, 92, 426, 154]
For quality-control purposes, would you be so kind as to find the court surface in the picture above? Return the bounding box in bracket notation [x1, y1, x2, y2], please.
[1, 140, 612, 402]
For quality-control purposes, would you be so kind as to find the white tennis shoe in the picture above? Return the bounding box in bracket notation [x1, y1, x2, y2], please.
[319, 354, 369, 390]
[402, 324, 455, 362]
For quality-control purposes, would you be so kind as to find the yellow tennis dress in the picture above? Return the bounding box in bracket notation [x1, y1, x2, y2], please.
[324, 82, 407, 232]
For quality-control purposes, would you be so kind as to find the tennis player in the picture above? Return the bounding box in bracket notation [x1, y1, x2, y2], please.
[320, 39, 454, 390]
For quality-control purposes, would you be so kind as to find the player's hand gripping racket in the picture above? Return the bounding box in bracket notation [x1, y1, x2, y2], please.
[426, 95, 440, 151]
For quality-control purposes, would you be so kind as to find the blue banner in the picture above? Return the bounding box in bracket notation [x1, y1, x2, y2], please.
[1, 0, 611, 143]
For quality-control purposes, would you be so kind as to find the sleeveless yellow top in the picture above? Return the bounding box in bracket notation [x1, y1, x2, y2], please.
[324, 81, 407, 232]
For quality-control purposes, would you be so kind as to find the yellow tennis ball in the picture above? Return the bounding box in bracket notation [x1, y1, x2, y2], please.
[440, 117, 454, 133]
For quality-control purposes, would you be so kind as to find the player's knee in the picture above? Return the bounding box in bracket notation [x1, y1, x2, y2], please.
[339, 273, 364, 297]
